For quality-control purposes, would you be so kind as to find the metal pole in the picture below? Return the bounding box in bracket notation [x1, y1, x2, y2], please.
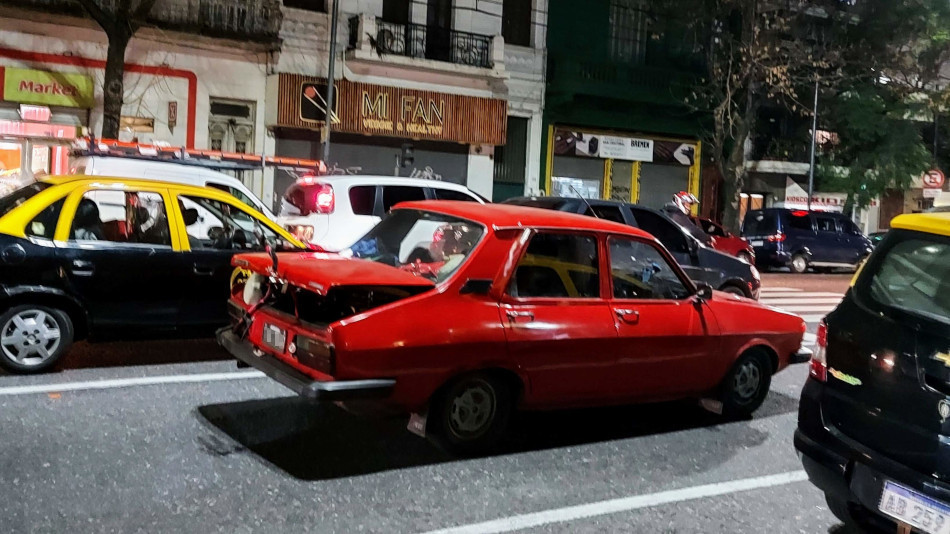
[807, 77, 819, 212]
[934, 110, 939, 167]
[322, 0, 340, 163]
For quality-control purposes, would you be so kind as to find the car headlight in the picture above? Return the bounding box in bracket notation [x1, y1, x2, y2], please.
[243, 273, 265, 306]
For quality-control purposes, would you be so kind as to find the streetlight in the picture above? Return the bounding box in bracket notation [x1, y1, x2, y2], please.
[322, 0, 340, 163]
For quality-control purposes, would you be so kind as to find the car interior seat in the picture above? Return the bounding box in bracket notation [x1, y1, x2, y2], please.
[71, 199, 105, 240]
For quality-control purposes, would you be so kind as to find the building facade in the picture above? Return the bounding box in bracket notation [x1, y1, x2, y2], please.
[266, 0, 547, 205]
[542, 0, 705, 210]
[0, 0, 281, 201]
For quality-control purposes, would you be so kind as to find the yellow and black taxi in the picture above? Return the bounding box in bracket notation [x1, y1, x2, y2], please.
[0, 176, 302, 374]
[796, 211, 950, 533]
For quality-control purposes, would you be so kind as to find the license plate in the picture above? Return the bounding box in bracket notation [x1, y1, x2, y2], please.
[750, 240, 764, 247]
[879, 481, 950, 534]
[262, 323, 287, 352]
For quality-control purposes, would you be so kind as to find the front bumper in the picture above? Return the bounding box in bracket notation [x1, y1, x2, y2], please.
[790, 345, 813, 365]
[795, 379, 950, 524]
[216, 328, 395, 401]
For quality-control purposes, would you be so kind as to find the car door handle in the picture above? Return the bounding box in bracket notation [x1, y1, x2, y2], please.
[193, 264, 215, 276]
[614, 309, 640, 324]
[70, 259, 95, 277]
[506, 310, 535, 323]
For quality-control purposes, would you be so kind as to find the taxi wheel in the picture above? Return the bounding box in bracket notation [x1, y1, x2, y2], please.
[719, 350, 772, 418]
[790, 254, 808, 274]
[429, 372, 513, 456]
[0, 305, 74, 374]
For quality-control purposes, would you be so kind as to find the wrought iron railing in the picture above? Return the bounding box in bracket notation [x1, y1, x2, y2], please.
[356, 18, 493, 68]
[2, 0, 282, 42]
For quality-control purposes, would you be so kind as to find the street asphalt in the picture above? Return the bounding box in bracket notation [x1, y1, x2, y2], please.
[0, 273, 861, 533]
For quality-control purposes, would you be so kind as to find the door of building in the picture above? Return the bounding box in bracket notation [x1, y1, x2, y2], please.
[879, 189, 904, 229]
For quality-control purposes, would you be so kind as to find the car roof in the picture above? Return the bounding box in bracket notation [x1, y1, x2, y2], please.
[394, 200, 654, 238]
[891, 211, 950, 237]
[316, 175, 475, 191]
[40, 174, 256, 202]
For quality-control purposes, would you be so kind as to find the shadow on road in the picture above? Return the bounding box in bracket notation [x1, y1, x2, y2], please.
[53, 339, 229, 372]
[197, 389, 799, 481]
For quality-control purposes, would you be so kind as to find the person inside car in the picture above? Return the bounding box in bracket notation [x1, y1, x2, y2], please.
[72, 198, 104, 240]
[661, 191, 714, 247]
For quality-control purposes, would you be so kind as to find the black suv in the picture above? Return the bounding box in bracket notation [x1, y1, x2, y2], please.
[796, 211, 950, 532]
[742, 208, 872, 273]
[504, 197, 760, 299]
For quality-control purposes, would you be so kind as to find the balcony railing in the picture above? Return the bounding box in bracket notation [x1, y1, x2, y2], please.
[349, 15, 494, 69]
[2, 0, 282, 42]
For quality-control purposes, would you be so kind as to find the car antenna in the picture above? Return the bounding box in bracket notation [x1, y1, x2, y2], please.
[569, 185, 601, 219]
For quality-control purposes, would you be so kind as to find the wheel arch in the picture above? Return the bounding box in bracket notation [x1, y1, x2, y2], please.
[735, 342, 779, 376]
[432, 365, 528, 407]
[0, 287, 88, 341]
[718, 278, 752, 298]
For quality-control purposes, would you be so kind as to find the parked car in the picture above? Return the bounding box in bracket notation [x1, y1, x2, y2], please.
[0, 176, 303, 373]
[277, 175, 485, 251]
[691, 216, 755, 263]
[218, 201, 809, 455]
[504, 197, 760, 299]
[796, 211, 950, 532]
[72, 155, 277, 220]
[741, 208, 872, 273]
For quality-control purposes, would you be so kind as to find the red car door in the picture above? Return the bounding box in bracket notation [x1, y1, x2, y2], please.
[605, 235, 722, 398]
[500, 231, 619, 406]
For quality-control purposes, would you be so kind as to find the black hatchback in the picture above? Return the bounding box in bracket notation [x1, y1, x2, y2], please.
[504, 197, 761, 299]
[796, 211, 950, 532]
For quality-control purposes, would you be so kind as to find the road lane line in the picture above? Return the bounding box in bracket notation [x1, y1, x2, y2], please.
[800, 314, 826, 322]
[774, 305, 840, 313]
[759, 292, 843, 299]
[760, 298, 843, 305]
[759, 287, 801, 292]
[0, 371, 266, 396]
[420, 470, 809, 534]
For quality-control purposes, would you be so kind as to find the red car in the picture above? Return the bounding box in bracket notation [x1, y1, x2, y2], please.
[218, 202, 808, 454]
[691, 216, 755, 263]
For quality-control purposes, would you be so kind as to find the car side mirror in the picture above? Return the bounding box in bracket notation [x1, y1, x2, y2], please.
[460, 278, 492, 295]
[695, 282, 713, 301]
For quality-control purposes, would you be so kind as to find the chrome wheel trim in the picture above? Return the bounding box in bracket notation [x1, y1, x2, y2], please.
[0, 309, 61, 367]
[791, 256, 807, 273]
[449, 381, 496, 439]
[734, 361, 762, 401]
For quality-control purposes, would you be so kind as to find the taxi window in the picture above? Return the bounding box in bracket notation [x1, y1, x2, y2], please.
[27, 198, 64, 240]
[0, 183, 50, 219]
[509, 233, 600, 298]
[71, 190, 171, 247]
[609, 237, 690, 300]
[179, 195, 294, 251]
[862, 235, 950, 325]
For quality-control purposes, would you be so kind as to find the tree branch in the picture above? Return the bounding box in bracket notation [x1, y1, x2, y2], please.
[75, 0, 115, 32]
[129, 0, 159, 32]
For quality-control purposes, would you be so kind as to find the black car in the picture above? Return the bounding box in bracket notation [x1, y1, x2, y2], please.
[795, 211, 950, 532]
[504, 197, 761, 299]
[742, 208, 872, 273]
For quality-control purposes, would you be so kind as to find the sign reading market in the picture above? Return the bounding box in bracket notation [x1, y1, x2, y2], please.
[273, 74, 507, 146]
[1, 67, 94, 108]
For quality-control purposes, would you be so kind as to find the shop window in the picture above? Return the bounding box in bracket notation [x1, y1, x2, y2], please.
[510, 233, 600, 299]
[382, 0, 410, 24]
[503, 0, 532, 47]
[382, 186, 426, 212]
[349, 186, 377, 216]
[609, 0, 649, 64]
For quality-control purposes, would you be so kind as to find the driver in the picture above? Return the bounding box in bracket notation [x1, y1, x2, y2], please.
[437, 223, 478, 277]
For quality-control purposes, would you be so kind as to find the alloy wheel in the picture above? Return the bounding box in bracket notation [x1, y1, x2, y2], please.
[0, 309, 62, 367]
[734, 361, 762, 402]
[791, 255, 807, 273]
[449, 382, 497, 438]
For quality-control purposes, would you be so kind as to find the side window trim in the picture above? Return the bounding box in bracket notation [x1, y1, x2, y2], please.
[504, 230, 604, 302]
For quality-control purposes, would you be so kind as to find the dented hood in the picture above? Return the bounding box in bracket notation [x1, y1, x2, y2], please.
[232, 252, 436, 295]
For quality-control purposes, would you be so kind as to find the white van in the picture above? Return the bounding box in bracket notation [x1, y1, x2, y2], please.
[70, 156, 276, 220]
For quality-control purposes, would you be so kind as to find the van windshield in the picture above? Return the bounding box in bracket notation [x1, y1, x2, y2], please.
[863, 234, 950, 326]
[743, 212, 777, 236]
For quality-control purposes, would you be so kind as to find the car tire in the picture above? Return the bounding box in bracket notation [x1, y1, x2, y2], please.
[0, 304, 74, 374]
[719, 349, 772, 418]
[429, 372, 513, 456]
[737, 251, 753, 264]
[790, 253, 808, 274]
[719, 285, 748, 298]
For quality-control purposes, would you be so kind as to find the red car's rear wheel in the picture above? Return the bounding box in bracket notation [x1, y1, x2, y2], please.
[429, 372, 514, 456]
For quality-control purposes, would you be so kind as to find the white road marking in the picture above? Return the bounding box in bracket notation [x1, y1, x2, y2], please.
[421, 471, 809, 534]
[803, 333, 817, 343]
[774, 305, 840, 313]
[760, 293, 844, 300]
[801, 314, 826, 323]
[761, 298, 842, 305]
[0, 371, 266, 396]
[759, 287, 802, 293]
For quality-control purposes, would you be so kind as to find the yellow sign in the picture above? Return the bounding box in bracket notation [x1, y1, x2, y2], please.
[2, 67, 94, 108]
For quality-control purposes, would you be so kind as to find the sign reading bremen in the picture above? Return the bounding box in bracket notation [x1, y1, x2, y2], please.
[275, 75, 506, 146]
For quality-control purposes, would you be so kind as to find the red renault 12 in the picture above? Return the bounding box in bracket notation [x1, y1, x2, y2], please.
[218, 202, 809, 454]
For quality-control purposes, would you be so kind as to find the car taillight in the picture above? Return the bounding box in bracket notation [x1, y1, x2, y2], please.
[767, 233, 786, 243]
[291, 335, 334, 375]
[810, 320, 828, 382]
[313, 183, 334, 214]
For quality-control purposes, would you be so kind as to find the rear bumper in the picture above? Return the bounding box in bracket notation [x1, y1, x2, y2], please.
[789, 345, 813, 365]
[795, 379, 950, 522]
[216, 328, 395, 401]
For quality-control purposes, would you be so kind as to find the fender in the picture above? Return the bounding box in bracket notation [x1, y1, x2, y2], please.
[733, 337, 781, 373]
[792, 246, 813, 260]
[0, 284, 90, 337]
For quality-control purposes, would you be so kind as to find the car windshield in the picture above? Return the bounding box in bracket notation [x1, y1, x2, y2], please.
[865, 235, 950, 326]
[344, 209, 485, 283]
[0, 182, 49, 219]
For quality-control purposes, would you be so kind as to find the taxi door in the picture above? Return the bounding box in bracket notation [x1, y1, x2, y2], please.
[55, 185, 190, 334]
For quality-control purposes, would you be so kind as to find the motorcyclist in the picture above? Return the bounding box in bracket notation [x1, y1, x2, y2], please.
[661, 191, 714, 247]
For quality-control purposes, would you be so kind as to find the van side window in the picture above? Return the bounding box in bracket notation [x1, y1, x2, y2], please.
[432, 189, 479, 202]
[787, 212, 813, 231]
[816, 216, 837, 233]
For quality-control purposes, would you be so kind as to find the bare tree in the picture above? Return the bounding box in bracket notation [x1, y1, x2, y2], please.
[76, 0, 158, 139]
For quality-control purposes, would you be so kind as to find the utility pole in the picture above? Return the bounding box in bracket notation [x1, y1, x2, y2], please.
[807, 77, 819, 211]
[322, 0, 340, 163]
